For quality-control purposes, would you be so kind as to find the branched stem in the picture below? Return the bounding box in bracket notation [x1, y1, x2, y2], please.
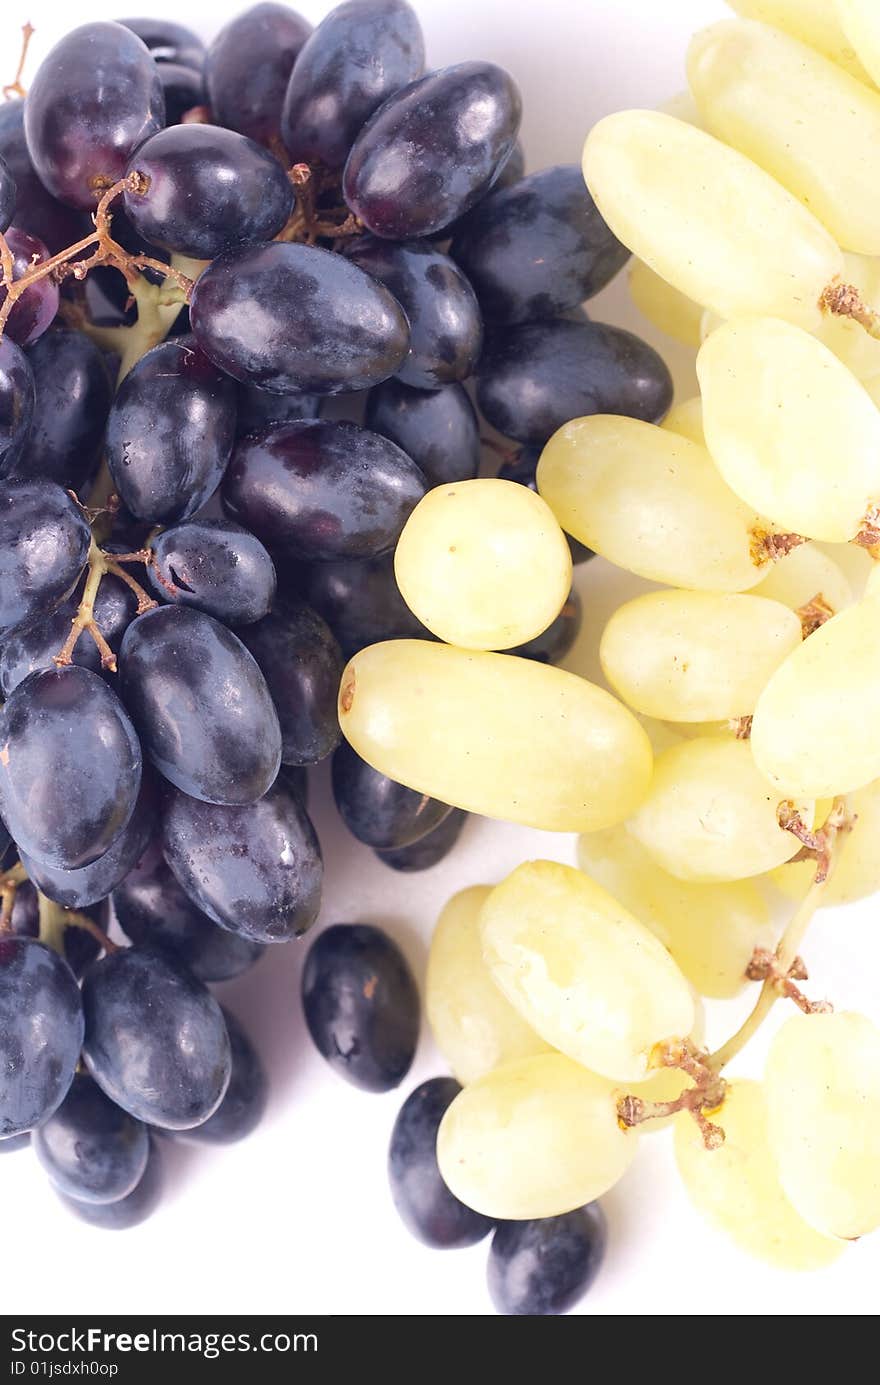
[36, 893, 118, 957]
[2, 22, 34, 101]
[53, 538, 157, 671]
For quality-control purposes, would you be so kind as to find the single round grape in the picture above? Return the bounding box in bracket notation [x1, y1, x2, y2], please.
[628, 258, 703, 347]
[14, 330, 112, 493]
[179, 1009, 267, 1145]
[0, 937, 84, 1138]
[302, 552, 428, 656]
[0, 227, 59, 346]
[33, 1073, 149, 1205]
[0, 478, 90, 638]
[117, 18, 205, 70]
[375, 807, 467, 873]
[0, 570, 136, 696]
[0, 102, 90, 254]
[205, 3, 313, 147]
[364, 379, 480, 487]
[394, 479, 572, 650]
[56, 1140, 163, 1230]
[488, 1205, 608, 1316]
[332, 740, 452, 850]
[301, 924, 419, 1092]
[148, 519, 276, 627]
[0, 337, 35, 478]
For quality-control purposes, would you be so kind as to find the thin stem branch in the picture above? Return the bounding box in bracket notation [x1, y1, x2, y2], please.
[2, 23, 34, 101]
[63, 910, 119, 955]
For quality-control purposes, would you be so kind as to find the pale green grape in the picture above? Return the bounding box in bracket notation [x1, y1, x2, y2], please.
[751, 596, 880, 796]
[426, 885, 550, 1084]
[816, 538, 875, 595]
[689, 20, 880, 254]
[675, 1080, 843, 1270]
[537, 416, 772, 592]
[662, 395, 705, 446]
[338, 640, 652, 832]
[753, 541, 853, 617]
[866, 561, 880, 598]
[436, 1053, 637, 1220]
[576, 825, 775, 998]
[770, 777, 880, 904]
[628, 259, 703, 346]
[600, 589, 802, 722]
[393, 479, 571, 651]
[479, 860, 695, 1081]
[582, 110, 843, 329]
[659, 90, 703, 126]
[727, 0, 870, 80]
[627, 736, 814, 881]
[699, 317, 880, 542]
[835, 0, 880, 86]
[765, 1012, 880, 1240]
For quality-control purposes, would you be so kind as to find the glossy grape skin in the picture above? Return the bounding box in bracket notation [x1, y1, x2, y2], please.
[124, 125, 293, 259]
[0, 937, 84, 1138]
[451, 165, 629, 324]
[477, 319, 673, 447]
[191, 241, 410, 395]
[0, 228, 59, 347]
[118, 18, 205, 70]
[493, 138, 525, 191]
[82, 946, 231, 1130]
[0, 153, 15, 232]
[513, 588, 582, 665]
[0, 338, 34, 478]
[0, 1133, 29, 1154]
[301, 924, 419, 1092]
[162, 779, 322, 943]
[222, 419, 426, 561]
[344, 62, 522, 239]
[205, 3, 312, 147]
[106, 338, 236, 524]
[281, 0, 423, 167]
[148, 519, 277, 627]
[0, 572, 135, 697]
[156, 63, 206, 126]
[347, 239, 482, 391]
[236, 383, 320, 437]
[375, 807, 467, 872]
[33, 1073, 149, 1204]
[11, 331, 113, 494]
[237, 599, 344, 765]
[180, 1009, 267, 1144]
[119, 606, 281, 805]
[24, 22, 165, 210]
[0, 103, 90, 255]
[332, 740, 452, 850]
[113, 838, 265, 982]
[488, 1206, 607, 1316]
[364, 379, 480, 486]
[0, 665, 141, 872]
[302, 551, 428, 656]
[389, 1077, 494, 1248]
[56, 1139, 163, 1229]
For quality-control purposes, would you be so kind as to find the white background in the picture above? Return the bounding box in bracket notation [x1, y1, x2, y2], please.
[2, 0, 878, 1317]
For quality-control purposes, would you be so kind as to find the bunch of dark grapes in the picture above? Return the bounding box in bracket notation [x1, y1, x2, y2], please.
[0, 2, 665, 1311]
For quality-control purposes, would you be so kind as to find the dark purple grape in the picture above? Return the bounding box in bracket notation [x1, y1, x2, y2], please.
[0, 570, 136, 696]
[0, 479, 89, 637]
[494, 139, 525, 191]
[477, 318, 673, 447]
[13, 330, 113, 493]
[237, 598, 343, 765]
[0, 153, 15, 232]
[488, 1205, 608, 1315]
[0, 666, 141, 871]
[56, 1139, 163, 1229]
[162, 779, 322, 944]
[281, 0, 424, 169]
[124, 125, 293, 258]
[106, 337, 236, 524]
[113, 838, 265, 982]
[302, 923, 418, 1092]
[24, 22, 165, 210]
[498, 446, 592, 565]
[82, 945, 231, 1130]
[0, 227, 59, 347]
[390, 1077, 494, 1247]
[0, 103, 90, 254]
[155, 62, 206, 126]
[8, 881, 103, 976]
[117, 19, 205, 71]
[0, 936, 83, 1138]
[364, 379, 479, 486]
[343, 63, 522, 239]
[302, 550, 428, 656]
[190, 241, 410, 395]
[148, 519, 276, 626]
[180, 1008, 267, 1144]
[513, 588, 582, 665]
[332, 740, 451, 850]
[119, 605, 281, 805]
[0, 337, 34, 477]
[347, 239, 482, 390]
[451, 165, 629, 324]
[375, 807, 467, 872]
[205, 3, 312, 147]
[236, 382, 320, 437]
[33, 1072, 149, 1204]
[279, 763, 308, 806]
[222, 419, 425, 561]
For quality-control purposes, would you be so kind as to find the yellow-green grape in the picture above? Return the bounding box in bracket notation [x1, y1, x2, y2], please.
[674, 1080, 843, 1270]
[751, 597, 880, 796]
[866, 561, 880, 598]
[436, 1053, 637, 1220]
[479, 860, 695, 1081]
[765, 1012, 880, 1240]
[338, 640, 652, 832]
[771, 777, 880, 904]
[835, 0, 880, 86]
[627, 736, 814, 882]
[753, 541, 853, 617]
[727, 0, 870, 80]
[816, 537, 875, 595]
[600, 590, 802, 722]
[628, 259, 703, 346]
[689, 21, 880, 255]
[699, 318, 880, 542]
[576, 825, 774, 998]
[537, 416, 771, 592]
[425, 885, 550, 1084]
[582, 110, 843, 329]
[393, 479, 571, 651]
[662, 395, 705, 446]
[658, 89, 703, 126]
